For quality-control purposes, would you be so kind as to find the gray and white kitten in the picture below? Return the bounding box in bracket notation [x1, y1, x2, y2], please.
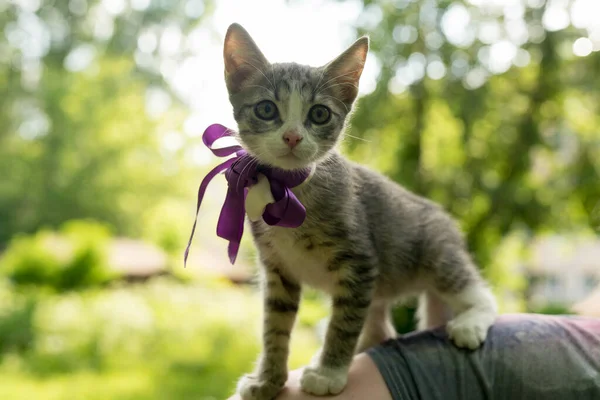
[223, 23, 497, 400]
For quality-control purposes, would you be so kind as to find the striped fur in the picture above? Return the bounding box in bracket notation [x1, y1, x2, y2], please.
[225, 24, 498, 400]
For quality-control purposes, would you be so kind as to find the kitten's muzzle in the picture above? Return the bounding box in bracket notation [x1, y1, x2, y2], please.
[283, 130, 303, 149]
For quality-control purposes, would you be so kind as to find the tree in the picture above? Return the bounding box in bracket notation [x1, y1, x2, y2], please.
[0, 0, 214, 246]
[342, 0, 600, 311]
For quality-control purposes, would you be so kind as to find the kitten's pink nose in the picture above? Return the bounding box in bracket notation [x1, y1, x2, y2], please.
[282, 131, 303, 149]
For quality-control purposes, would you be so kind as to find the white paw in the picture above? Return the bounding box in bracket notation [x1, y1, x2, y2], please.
[300, 366, 348, 396]
[237, 373, 285, 400]
[447, 311, 494, 350]
[245, 173, 274, 222]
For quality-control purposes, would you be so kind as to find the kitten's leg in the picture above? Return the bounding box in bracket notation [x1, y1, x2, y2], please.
[237, 261, 301, 400]
[416, 291, 453, 330]
[300, 253, 377, 396]
[355, 299, 396, 354]
[442, 283, 497, 349]
[430, 248, 497, 349]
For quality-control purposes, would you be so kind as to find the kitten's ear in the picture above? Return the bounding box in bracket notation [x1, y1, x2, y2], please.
[321, 36, 369, 104]
[223, 23, 269, 93]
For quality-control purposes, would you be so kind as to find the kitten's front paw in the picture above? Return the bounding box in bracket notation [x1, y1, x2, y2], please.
[300, 366, 348, 396]
[447, 311, 493, 350]
[237, 373, 285, 400]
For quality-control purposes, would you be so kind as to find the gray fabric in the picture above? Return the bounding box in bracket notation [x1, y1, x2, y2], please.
[367, 314, 600, 400]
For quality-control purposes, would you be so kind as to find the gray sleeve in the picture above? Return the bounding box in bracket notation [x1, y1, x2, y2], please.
[367, 314, 600, 400]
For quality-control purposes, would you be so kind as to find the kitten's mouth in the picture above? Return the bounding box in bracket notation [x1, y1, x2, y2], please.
[271, 150, 311, 170]
[279, 152, 301, 161]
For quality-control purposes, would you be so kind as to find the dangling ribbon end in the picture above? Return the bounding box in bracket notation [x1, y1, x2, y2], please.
[183, 247, 190, 268]
[227, 241, 240, 265]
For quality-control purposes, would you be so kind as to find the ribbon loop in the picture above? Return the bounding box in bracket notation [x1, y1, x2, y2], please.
[202, 124, 243, 157]
[184, 124, 311, 266]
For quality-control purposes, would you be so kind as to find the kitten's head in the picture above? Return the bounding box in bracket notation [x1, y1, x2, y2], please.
[223, 23, 368, 170]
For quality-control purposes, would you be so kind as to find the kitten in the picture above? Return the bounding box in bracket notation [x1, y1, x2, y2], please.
[223, 23, 498, 400]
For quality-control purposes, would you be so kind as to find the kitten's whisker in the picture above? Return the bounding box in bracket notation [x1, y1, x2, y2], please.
[212, 127, 237, 141]
[312, 65, 330, 97]
[247, 84, 275, 94]
[318, 82, 359, 94]
[271, 64, 276, 92]
[314, 69, 363, 94]
[237, 157, 259, 190]
[224, 128, 238, 137]
[320, 94, 349, 113]
[245, 61, 275, 90]
[343, 133, 370, 143]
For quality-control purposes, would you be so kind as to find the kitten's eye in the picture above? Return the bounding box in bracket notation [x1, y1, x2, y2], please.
[254, 100, 278, 121]
[308, 105, 331, 125]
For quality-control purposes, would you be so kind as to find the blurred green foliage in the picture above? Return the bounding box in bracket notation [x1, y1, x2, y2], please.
[0, 220, 117, 292]
[0, 0, 211, 247]
[0, 284, 38, 355]
[391, 305, 417, 334]
[0, 277, 319, 399]
[341, 0, 600, 322]
[531, 303, 574, 315]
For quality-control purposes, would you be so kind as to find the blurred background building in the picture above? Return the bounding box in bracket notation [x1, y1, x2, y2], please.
[526, 236, 600, 311]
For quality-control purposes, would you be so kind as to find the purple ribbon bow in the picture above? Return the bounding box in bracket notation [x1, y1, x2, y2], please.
[184, 124, 311, 265]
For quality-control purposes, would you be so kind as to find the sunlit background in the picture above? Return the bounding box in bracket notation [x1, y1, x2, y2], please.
[1, 0, 599, 398]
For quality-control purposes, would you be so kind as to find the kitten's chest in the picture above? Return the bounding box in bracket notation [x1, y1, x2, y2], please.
[261, 226, 336, 293]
